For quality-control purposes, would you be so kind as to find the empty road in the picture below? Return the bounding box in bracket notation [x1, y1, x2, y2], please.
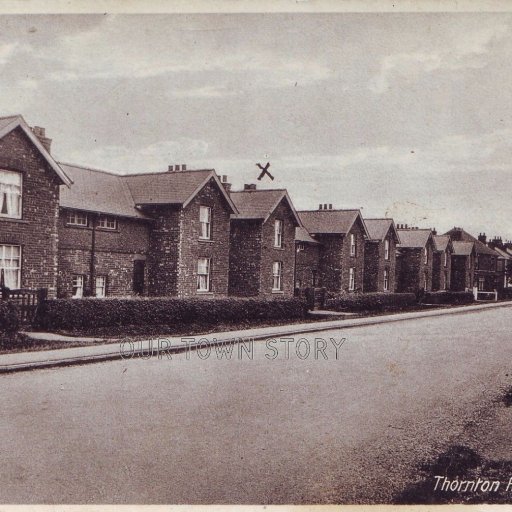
[1, 305, 511, 503]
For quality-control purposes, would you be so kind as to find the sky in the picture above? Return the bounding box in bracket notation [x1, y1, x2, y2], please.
[1, 11, 512, 239]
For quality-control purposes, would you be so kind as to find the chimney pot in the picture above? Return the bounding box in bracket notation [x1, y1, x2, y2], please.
[244, 184, 257, 191]
[182, 164, 187, 171]
[328, 204, 333, 210]
[319, 204, 323, 210]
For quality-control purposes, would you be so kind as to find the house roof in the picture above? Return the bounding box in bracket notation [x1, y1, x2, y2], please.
[397, 229, 432, 249]
[123, 169, 238, 213]
[59, 163, 150, 219]
[230, 189, 301, 225]
[493, 246, 512, 260]
[295, 226, 320, 244]
[0, 115, 72, 186]
[433, 234, 452, 252]
[298, 209, 370, 237]
[364, 218, 398, 242]
[452, 241, 474, 256]
[444, 227, 500, 257]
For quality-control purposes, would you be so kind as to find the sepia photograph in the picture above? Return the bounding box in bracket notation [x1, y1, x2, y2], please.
[0, 0, 512, 506]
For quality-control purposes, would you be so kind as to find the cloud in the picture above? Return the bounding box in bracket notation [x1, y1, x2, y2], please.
[369, 21, 510, 94]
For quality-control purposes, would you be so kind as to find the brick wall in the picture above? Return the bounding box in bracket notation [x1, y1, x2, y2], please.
[451, 255, 471, 291]
[316, 234, 344, 292]
[397, 241, 434, 293]
[0, 127, 61, 297]
[57, 210, 150, 297]
[340, 220, 366, 293]
[363, 241, 379, 292]
[178, 178, 231, 297]
[432, 249, 452, 291]
[295, 242, 320, 289]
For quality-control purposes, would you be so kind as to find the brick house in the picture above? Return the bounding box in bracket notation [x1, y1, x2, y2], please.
[432, 234, 453, 291]
[0, 115, 72, 298]
[445, 228, 501, 292]
[58, 165, 238, 298]
[228, 185, 301, 297]
[487, 237, 512, 290]
[294, 226, 321, 289]
[450, 240, 476, 291]
[396, 227, 435, 293]
[363, 218, 400, 293]
[298, 206, 369, 293]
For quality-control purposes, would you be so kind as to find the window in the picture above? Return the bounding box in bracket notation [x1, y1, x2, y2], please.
[72, 275, 84, 298]
[95, 276, 107, 297]
[349, 267, 355, 291]
[0, 245, 21, 289]
[478, 276, 485, 291]
[297, 242, 305, 252]
[424, 247, 428, 264]
[444, 271, 448, 290]
[199, 206, 211, 240]
[197, 258, 211, 292]
[274, 220, 283, 248]
[98, 216, 117, 230]
[67, 211, 88, 227]
[384, 239, 390, 260]
[444, 251, 448, 267]
[272, 261, 283, 291]
[383, 269, 389, 291]
[350, 234, 356, 256]
[424, 271, 428, 290]
[0, 170, 22, 219]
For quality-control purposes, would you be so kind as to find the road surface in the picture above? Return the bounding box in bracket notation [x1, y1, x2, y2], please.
[1, 305, 511, 503]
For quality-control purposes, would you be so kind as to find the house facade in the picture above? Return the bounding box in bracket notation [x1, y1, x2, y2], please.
[58, 165, 237, 298]
[298, 206, 369, 293]
[363, 218, 399, 293]
[396, 227, 435, 293]
[0, 116, 72, 298]
[432, 234, 453, 291]
[229, 185, 300, 298]
[294, 226, 321, 290]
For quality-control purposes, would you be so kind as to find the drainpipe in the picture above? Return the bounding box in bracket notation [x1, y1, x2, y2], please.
[89, 213, 97, 296]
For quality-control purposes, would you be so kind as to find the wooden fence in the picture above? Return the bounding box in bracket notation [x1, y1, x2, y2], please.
[1, 288, 47, 325]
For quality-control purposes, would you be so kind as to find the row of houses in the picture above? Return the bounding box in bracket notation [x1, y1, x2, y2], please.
[1, 115, 511, 300]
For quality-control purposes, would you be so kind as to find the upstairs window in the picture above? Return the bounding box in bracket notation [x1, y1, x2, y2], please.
[0, 245, 21, 289]
[444, 251, 448, 267]
[272, 261, 283, 291]
[0, 170, 22, 219]
[424, 247, 428, 264]
[384, 239, 390, 260]
[350, 234, 356, 257]
[274, 220, 283, 248]
[98, 216, 117, 230]
[199, 206, 212, 240]
[197, 258, 211, 292]
[67, 211, 88, 227]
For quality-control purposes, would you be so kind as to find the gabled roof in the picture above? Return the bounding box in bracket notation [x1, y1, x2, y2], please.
[474, 240, 500, 257]
[295, 226, 320, 244]
[230, 189, 301, 226]
[123, 170, 238, 213]
[298, 209, 370, 238]
[59, 163, 149, 219]
[452, 241, 475, 256]
[492, 246, 512, 260]
[0, 115, 72, 186]
[433, 234, 452, 253]
[397, 229, 432, 249]
[444, 227, 499, 257]
[364, 218, 399, 243]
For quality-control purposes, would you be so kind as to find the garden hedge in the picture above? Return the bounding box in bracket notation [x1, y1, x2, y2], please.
[324, 292, 416, 312]
[35, 296, 308, 331]
[0, 301, 19, 335]
[419, 291, 474, 305]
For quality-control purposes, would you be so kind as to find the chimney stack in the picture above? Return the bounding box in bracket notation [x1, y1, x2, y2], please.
[221, 175, 232, 193]
[319, 204, 323, 210]
[478, 232, 487, 244]
[31, 126, 52, 153]
[328, 204, 333, 210]
[244, 184, 257, 191]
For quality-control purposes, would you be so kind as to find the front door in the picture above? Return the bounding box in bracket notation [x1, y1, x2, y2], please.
[133, 260, 145, 295]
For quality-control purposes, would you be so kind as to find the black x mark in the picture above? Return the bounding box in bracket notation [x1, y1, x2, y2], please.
[256, 162, 274, 181]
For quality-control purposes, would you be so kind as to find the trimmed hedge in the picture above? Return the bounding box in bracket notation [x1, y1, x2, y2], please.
[325, 292, 416, 312]
[35, 297, 308, 331]
[419, 291, 474, 305]
[0, 301, 19, 335]
[500, 288, 512, 300]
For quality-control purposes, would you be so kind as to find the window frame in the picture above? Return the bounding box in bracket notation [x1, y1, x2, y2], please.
[67, 211, 89, 227]
[0, 169, 22, 220]
[72, 274, 85, 299]
[199, 206, 212, 240]
[197, 257, 211, 292]
[444, 251, 448, 267]
[384, 239, 390, 260]
[350, 233, 356, 257]
[98, 215, 117, 230]
[0, 244, 21, 289]
[349, 267, 355, 291]
[95, 275, 107, 298]
[274, 219, 284, 248]
[383, 268, 389, 291]
[272, 261, 283, 291]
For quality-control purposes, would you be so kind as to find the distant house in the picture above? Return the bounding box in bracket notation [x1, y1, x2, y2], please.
[486, 236, 512, 291]
[229, 185, 301, 297]
[432, 234, 454, 291]
[444, 228, 501, 292]
[0, 115, 72, 297]
[298, 206, 369, 293]
[59, 165, 238, 298]
[396, 226, 435, 293]
[295, 226, 321, 290]
[363, 218, 400, 293]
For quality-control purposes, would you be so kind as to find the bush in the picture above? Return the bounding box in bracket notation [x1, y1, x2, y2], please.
[419, 291, 474, 305]
[324, 292, 416, 312]
[35, 296, 308, 331]
[500, 288, 512, 300]
[0, 301, 19, 335]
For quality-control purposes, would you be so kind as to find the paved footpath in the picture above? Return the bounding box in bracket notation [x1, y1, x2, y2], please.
[3, 300, 511, 373]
